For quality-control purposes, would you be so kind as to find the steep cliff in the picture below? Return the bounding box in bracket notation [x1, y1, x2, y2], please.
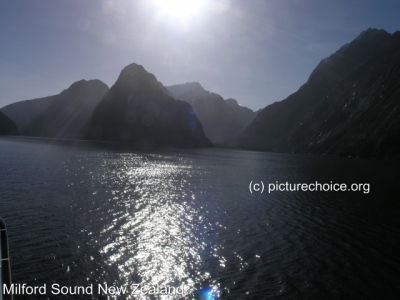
[86, 64, 212, 148]
[235, 28, 400, 160]
[1, 79, 109, 139]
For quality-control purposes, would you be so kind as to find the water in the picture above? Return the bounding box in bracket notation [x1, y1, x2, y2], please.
[1, 137, 400, 299]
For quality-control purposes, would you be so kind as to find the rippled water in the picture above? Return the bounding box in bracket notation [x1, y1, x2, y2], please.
[1, 137, 400, 299]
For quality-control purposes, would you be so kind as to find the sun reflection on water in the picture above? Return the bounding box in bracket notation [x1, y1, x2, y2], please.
[93, 153, 217, 299]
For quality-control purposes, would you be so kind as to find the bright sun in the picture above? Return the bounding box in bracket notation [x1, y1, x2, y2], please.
[154, 0, 206, 19]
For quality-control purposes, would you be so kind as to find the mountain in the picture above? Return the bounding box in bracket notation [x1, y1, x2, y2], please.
[86, 63, 212, 148]
[225, 98, 258, 128]
[0, 111, 19, 135]
[167, 82, 257, 144]
[1, 79, 109, 139]
[234, 28, 400, 160]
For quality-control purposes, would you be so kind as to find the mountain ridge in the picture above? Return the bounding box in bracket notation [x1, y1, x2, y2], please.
[86, 63, 212, 148]
[167, 82, 257, 144]
[1, 79, 109, 139]
[234, 28, 400, 160]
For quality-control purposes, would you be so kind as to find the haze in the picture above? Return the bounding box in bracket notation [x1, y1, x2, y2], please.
[0, 0, 399, 110]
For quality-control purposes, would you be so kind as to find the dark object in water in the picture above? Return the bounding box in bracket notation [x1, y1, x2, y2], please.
[0, 218, 13, 300]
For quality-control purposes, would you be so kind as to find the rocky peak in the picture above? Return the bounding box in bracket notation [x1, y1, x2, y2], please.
[86, 63, 212, 148]
[353, 28, 390, 43]
[225, 98, 239, 107]
[183, 82, 207, 93]
[113, 63, 167, 94]
[167, 82, 210, 101]
[60, 79, 109, 96]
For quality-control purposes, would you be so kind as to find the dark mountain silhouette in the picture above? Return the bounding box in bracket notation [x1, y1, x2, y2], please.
[1, 80, 109, 139]
[86, 63, 212, 148]
[0, 111, 19, 135]
[167, 82, 257, 144]
[234, 28, 400, 160]
[225, 98, 258, 128]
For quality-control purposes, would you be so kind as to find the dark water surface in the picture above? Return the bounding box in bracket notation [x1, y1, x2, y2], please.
[1, 137, 400, 299]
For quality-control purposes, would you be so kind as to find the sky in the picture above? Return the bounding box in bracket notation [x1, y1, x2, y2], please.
[0, 0, 399, 111]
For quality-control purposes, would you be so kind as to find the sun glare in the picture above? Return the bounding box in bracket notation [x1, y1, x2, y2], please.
[155, 0, 206, 19]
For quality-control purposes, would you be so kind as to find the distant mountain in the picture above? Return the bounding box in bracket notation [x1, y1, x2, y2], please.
[167, 82, 257, 144]
[225, 98, 257, 128]
[86, 63, 212, 148]
[0, 111, 19, 135]
[1, 79, 109, 139]
[234, 28, 400, 160]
